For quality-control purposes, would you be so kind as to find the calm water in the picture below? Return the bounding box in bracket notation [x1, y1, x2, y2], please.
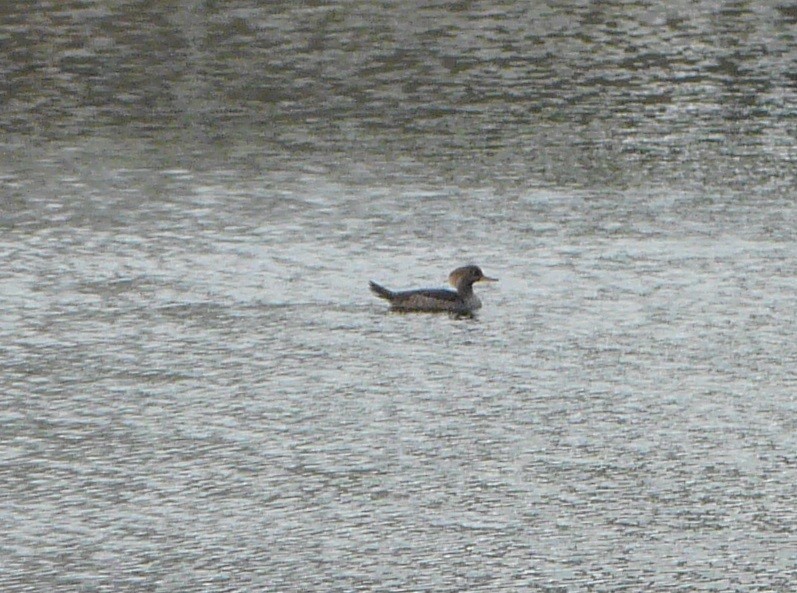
[2, 1, 797, 591]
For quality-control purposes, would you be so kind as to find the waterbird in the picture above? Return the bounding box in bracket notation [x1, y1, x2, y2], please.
[369, 265, 497, 315]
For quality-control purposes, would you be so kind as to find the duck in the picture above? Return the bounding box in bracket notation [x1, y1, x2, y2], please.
[369, 265, 497, 314]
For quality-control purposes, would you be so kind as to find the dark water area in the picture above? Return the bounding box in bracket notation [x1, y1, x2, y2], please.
[2, 2, 796, 592]
[3, 1, 796, 190]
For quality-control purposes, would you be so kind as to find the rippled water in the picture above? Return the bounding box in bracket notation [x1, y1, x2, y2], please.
[2, 2, 797, 592]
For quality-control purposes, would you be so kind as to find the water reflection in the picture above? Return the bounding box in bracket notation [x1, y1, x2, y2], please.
[2, 1, 794, 191]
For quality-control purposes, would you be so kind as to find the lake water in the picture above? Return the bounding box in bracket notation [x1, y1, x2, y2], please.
[2, 1, 796, 591]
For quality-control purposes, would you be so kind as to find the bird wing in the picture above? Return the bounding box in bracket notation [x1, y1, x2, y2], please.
[387, 288, 461, 311]
[396, 288, 459, 302]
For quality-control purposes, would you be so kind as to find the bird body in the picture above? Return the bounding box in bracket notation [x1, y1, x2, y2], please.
[369, 265, 497, 314]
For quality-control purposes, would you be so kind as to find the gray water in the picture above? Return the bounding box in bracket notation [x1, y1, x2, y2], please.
[2, 2, 796, 591]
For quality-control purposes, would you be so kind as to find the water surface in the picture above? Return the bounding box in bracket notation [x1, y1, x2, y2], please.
[2, 2, 796, 591]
